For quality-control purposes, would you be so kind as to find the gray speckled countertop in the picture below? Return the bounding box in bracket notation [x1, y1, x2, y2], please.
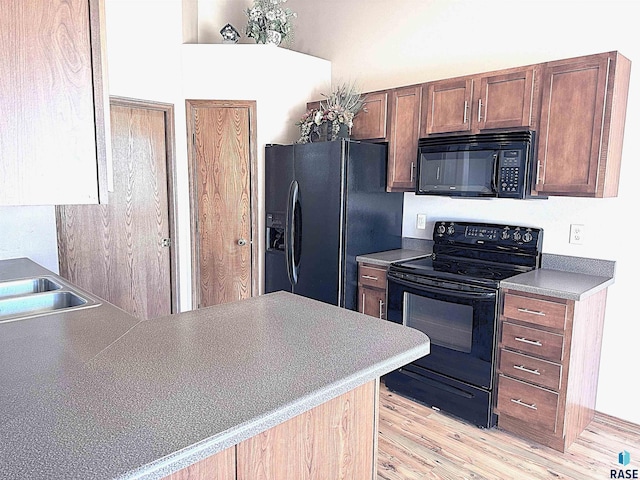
[356, 248, 432, 267]
[0, 258, 430, 480]
[501, 253, 616, 301]
[501, 268, 614, 301]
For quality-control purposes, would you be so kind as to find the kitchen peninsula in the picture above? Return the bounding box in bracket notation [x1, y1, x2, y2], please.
[0, 258, 430, 480]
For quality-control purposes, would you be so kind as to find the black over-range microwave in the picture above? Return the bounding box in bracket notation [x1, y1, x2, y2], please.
[415, 130, 537, 199]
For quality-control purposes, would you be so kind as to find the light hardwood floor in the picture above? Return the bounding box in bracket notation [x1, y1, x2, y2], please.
[378, 384, 640, 479]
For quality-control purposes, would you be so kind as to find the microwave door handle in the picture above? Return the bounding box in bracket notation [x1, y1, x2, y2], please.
[492, 152, 499, 193]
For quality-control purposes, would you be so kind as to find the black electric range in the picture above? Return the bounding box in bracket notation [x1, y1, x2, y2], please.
[384, 220, 543, 428]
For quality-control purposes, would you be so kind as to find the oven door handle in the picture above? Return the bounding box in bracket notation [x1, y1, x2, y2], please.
[389, 276, 496, 299]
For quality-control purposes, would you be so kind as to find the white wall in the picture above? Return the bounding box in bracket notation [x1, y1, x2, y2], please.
[283, 0, 640, 425]
[0, 206, 59, 272]
[105, 0, 330, 309]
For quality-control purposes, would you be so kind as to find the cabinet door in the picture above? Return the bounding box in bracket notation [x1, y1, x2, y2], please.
[351, 91, 389, 140]
[535, 53, 630, 197]
[475, 68, 536, 131]
[421, 78, 473, 135]
[358, 285, 386, 319]
[1, 0, 110, 205]
[387, 85, 421, 191]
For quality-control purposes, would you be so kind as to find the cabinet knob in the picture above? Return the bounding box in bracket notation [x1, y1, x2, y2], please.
[237, 238, 247, 246]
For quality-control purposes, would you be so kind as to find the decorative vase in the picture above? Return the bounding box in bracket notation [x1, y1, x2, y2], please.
[335, 123, 350, 139]
[310, 122, 328, 142]
[265, 30, 282, 46]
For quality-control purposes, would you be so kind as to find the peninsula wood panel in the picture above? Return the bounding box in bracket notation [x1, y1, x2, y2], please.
[237, 380, 378, 480]
[188, 101, 255, 308]
[1, 0, 110, 205]
[163, 447, 235, 480]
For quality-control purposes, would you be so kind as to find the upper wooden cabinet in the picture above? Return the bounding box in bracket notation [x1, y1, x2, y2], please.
[475, 68, 537, 131]
[534, 51, 631, 198]
[303, 50, 630, 198]
[421, 66, 538, 136]
[421, 78, 473, 134]
[351, 91, 389, 141]
[1, 0, 111, 205]
[387, 85, 422, 192]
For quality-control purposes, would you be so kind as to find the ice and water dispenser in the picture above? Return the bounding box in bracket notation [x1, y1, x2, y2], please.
[266, 213, 285, 251]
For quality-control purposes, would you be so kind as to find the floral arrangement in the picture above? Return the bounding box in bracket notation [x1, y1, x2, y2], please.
[296, 82, 366, 144]
[245, 0, 296, 45]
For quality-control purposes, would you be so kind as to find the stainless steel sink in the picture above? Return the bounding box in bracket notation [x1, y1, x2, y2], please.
[0, 277, 62, 299]
[0, 277, 101, 324]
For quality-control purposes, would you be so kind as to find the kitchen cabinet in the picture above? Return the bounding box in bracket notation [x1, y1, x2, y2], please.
[387, 85, 422, 192]
[421, 66, 538, 136]
[1, 0, 111, 205]
[421, 77, 473, 135]
[351, 90, 389, 141]
[534, 51, 631, 198]
[495, 288, 608, 452]
[358, 262, 388, 319]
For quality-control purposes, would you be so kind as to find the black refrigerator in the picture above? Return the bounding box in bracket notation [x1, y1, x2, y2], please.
[265, 139, 404, 310]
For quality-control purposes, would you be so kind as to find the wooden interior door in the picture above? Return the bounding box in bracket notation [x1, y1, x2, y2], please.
[56, 97, 177, 319]
[187, 100, 256, 308]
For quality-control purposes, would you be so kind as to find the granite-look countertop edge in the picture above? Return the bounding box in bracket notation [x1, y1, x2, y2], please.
[130, 339, 429, 480]
[356, 248, 432, 267]
[501, 268, 614, 301]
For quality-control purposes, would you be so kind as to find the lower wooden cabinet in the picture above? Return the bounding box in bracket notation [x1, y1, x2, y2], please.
[495, 288, 608, 452]
[357, 262, 388, 319]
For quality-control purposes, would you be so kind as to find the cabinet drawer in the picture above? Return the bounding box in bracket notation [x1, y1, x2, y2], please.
[501, 322, 564, 362]
[499, 350, 562, 391]
[358, 264, 387, 289]
[496, 375, 560, 432]
[503, 293, 568, 330]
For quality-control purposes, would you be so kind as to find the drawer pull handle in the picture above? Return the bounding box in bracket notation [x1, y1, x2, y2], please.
[510, 398, 537, 410]
[517, 307, 546, 316]
[361, 275, 379, 281]
[514, 336, 542, 347]
[513, 364, 540, 375]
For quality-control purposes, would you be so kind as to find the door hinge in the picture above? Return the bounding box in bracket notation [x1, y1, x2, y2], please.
[161, 238, 172, 247]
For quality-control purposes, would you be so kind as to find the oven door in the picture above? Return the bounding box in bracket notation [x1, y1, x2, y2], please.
[387, 273, 498, 389]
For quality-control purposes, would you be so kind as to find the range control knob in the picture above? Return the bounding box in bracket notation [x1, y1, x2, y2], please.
[523, 232, 533, 243]
[501, 229, 510, 240]
[447, 225, 455, 235]
[513, 230, 522, 241]
[437, 224, 446, 235]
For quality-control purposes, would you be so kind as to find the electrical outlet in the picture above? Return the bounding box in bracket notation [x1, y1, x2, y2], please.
[569, 224, 584, 244]
[416, 214, 427, 230]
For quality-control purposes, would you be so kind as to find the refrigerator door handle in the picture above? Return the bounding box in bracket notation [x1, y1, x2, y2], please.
[286, 180, 300, 285]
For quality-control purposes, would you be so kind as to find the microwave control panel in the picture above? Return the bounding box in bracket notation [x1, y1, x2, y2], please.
[498, 150, 524, 196]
